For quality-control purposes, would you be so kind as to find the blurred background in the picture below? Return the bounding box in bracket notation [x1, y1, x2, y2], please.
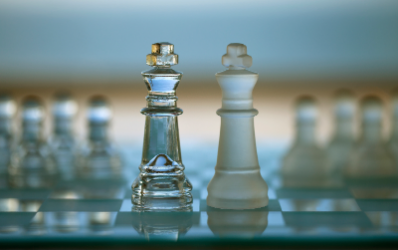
[1, 0, 397, 146]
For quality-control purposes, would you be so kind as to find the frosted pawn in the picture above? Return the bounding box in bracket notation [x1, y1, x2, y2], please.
[346, 96, 396, 178]
[281, 96, 326, 184]
[326, 90, 356, 175]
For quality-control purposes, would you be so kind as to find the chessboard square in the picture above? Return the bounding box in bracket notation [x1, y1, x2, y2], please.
[191, 189, 201, 200]
[268, 212, 286, 226]
[0, 212, 36, 227]
[200, 199, 281, 211]
[39, 200, 122, 212]
[276, 188, 352, 199]
[124, 188, 132, 199]
[356, 199, 398, 211]
[282, 212, 373, 228]
[365, 212, 398, 226]
[0, 189, 51, 199]
[268, 189, 277, 199]
[119, 199, 132, 212]
[279, 199, 360, 212]
[351, 188, 398, 199]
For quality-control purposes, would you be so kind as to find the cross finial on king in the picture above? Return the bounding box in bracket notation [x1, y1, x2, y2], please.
[222, 43, 252, 70]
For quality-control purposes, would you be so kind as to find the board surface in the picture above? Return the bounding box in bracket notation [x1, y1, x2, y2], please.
[0, 143, 397, 247]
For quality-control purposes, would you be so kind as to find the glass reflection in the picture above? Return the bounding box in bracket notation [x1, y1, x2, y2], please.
[207, 210, 268, 237]
[131, 210, 194, 241]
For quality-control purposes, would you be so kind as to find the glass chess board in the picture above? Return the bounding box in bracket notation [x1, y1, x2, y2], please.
[0, 142, 398, 248]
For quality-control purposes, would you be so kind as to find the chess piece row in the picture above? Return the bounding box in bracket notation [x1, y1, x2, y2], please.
[282, 90, 398, 182]
[0, 93, 122, 187]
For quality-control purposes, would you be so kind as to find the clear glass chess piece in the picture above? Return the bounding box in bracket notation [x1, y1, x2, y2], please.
[77, 96, 122, 179]
[326, 90, 356, 175]
[0, 93, 16, 173]
[346, 96, 396, 178]
[281, 96, 327, 186]
[131, 42, 192, 211]
[49, 93, 79, 179]
[8, 96, 58, 188]
[388, 89, 398, 166]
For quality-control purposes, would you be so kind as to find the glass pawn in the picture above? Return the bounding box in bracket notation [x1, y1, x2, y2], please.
[131, 42, 192, 211]
[0, 93, 16, 173]
[281, 96, 326, 184]
[346, 96, 396, 178]
[77, 96, 122, 179]
[49, 93, 79, 179]
[8, 96, 57, 188]
[388, 89, 398, 166]
[326, 90, 356, 175]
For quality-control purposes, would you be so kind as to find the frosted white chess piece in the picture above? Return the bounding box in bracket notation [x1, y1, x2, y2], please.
[346, 96, 396, 178]
[8, 96, 58, 188]
[326, 90, 356, 175]
[0, 93, 16, 173]
[388, 89, 398, 166]
[49, 93, 79, 179]
[77, 96, 122, 178]
[207, 43, 268, 209]
[281, 96, 326, 183]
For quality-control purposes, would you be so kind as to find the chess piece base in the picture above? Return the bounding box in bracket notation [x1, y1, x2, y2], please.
[207, 170, 268, 209]
[132, 194, 193, 211]
[131, 156, 193, 211]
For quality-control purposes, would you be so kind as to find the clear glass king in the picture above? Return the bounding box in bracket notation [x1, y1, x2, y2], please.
[131, 42, 192, 210]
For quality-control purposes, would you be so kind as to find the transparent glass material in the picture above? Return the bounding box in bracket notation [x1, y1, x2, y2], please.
[8, 97, 58, 188]
[0, 94, 16, 173]
[388, 90, 398, 165]
[131, 66, 192, 211]
[48, 93, 79, 179]
[282, 96, 326, 184]
[346, 96, 396, 178]
[326, 90, 356, 175]
[77, 96, 122, 179]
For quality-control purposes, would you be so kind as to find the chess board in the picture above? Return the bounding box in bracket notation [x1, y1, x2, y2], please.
[1, 142, 398, 248]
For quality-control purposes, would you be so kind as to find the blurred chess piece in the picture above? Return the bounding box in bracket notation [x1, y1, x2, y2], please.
[281, 96, 327, 185]
[207, 210, 268, 237]
[49, 93, 79, 179]
[388, 89, 398, 166]
[0, 93, 16, 174]
[326, 90, 356, 175]
[77, 96, 122, 178]
[9, 96, 58, 188]
[131, 42, 192, 211]
[346, 96, 396, 178]
[131, 211, 194, 241]
[207, 43, 268, 209]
